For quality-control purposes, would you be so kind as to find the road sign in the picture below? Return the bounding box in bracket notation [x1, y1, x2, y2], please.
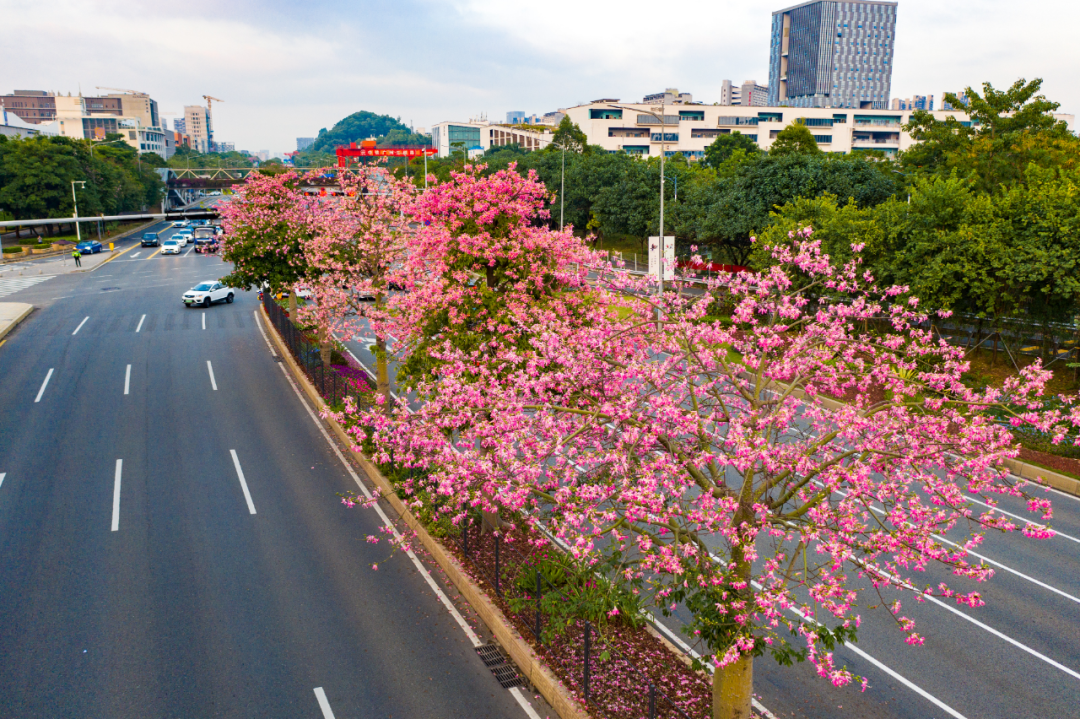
[648, 236, 675, 282]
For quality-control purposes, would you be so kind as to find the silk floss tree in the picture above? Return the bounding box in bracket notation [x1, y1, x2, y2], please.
[366, 227, 1080, 719]
[297, 164, 415, 405]
[365, 162, 608, 530]
[218, 169, 317, 320]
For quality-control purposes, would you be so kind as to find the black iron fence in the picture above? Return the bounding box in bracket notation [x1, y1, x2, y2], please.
[450, 510, 706, 719]
[262, 292, 376, 408]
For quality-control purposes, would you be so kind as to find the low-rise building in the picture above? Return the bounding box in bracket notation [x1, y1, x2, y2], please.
[562, 100, 1075, 160]
[430, 120, 553, 157]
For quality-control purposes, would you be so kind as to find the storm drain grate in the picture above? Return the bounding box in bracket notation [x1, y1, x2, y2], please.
[475, 643, 524, 688]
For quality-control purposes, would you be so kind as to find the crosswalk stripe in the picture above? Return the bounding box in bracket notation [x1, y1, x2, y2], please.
[0, 276, 53, 299]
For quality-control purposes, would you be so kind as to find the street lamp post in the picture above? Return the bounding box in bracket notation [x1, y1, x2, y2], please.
[612, 100, 669, 315]
[560, 144, 565, 230]
[892, 169, 910, 204]
[71, 180, 86, 243]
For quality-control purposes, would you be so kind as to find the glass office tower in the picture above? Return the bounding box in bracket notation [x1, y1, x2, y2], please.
[769, 1, 897, 109]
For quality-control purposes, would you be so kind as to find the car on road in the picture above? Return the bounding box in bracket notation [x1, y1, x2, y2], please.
[175, 228, 194, 244]
[141, 231, 161, 247]
[194, 237, 219, 254]
[76, 240, 103, 254]
[160, 239, 182, 255]
[183, 281, 234, 307]
[174, 234, 189, 247]
[172, 220, 189, 228]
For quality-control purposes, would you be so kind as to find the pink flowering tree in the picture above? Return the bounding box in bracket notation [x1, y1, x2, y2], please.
[364, 228, 1080, 719]
[218, 170, 316, 320]
[296, 165, 415, 404]
[374, 163, 605, 530]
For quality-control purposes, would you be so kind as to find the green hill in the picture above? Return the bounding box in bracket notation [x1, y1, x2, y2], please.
[310, 111, 430, 152]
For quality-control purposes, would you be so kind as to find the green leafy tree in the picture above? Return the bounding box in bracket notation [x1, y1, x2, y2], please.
[702, 131, 760, 168]
[769, 120, 822, 157]
[550, 116, 588, 153]
[901, 78, 1075, 191]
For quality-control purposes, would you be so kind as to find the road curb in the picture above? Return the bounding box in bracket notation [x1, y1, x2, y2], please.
[0, 303, 33, 342]
[259, 304, 592, 719]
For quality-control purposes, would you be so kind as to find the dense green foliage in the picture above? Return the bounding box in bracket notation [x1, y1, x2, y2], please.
[167, 146, 253, 169]
[0, 134, 164, 229]
[310, 111, 429, 153]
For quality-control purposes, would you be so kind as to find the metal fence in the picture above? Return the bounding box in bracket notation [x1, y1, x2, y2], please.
[262, 292, 376, 407]
[444, 507, 705, 719]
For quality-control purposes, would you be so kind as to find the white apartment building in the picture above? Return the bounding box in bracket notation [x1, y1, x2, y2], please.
[430, 120, 554, 158]
[562, 101, 1075, 160]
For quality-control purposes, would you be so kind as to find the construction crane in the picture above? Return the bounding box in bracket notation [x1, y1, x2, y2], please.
[203, 96, 223, 149]
[95, 86, 145, 95]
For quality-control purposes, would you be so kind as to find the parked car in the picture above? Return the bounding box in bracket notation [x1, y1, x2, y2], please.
[160, 239, 182, 255]
[194, 237, 219, 254]
[183, 281, 234, 307]
[76, 240, 103, 254]
[141, 232, 161, 247]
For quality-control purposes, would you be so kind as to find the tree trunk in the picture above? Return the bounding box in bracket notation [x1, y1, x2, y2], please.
[375, 335, 391, 412]
[287, 291, 298, 319]
[320, 324, 332, 367]
[712, 655, 753, 719]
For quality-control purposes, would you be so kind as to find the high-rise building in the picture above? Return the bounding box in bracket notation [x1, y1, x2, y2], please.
[506, 111, 526, 124]
[891, 95, 933, 111]
[174, 117, 186, 134]
[769, 1, 897, 109]
[296, 137, 314, 151]
[183, 105, 211, 153]
[740, 80, 770, 107]
[719, 80, 769, 106]
[941, 92, 969, 111]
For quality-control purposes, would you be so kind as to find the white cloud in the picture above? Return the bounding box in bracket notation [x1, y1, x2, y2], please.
[3, 0, 1075, 151]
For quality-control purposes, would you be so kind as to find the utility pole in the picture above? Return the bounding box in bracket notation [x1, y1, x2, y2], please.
[71, 181, 86, 242]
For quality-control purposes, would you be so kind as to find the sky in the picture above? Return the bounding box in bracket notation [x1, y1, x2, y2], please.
[4, 0, 1077, 154]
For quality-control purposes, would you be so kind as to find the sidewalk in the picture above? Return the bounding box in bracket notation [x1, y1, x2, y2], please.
[0, 303, 33, 342]
[0, 219, 156, 279]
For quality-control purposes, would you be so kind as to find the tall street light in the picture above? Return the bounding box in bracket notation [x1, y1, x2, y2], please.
[612, 100, 670, 312]
[71, 180, 86, 243]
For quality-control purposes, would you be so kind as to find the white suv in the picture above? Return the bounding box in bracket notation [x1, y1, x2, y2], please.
[183, 281, 234, 307]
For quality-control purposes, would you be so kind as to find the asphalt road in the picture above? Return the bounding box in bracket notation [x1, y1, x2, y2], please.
[0, 220, 550, 718]
[337, 320, 1080, 719]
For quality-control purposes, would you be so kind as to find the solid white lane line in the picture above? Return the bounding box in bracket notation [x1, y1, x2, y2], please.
[112, 459, 122, 532]
[648, 618, 779, 719]
[830, 486, 1080, 605]
[202, 313, 206, 330]
[72, 316, 89, 335]
[34, 368, 54, 403]
[206, 360, 217, 391]
[923, 589, 1080, 680]
[313, 688, 336, 719]
[254, 311, 277, 357]
[135, 314, 146, 333]
[277, 361, 545, 719]
[184, 247, 193, 256]
[124, 364, 131, 395]
[0, 473, 5, 489]
[749, 579, 970, 719]
[229, 450, 257, 515]
[964, 494, 1080, 544]
[275, 363, 477, 642]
